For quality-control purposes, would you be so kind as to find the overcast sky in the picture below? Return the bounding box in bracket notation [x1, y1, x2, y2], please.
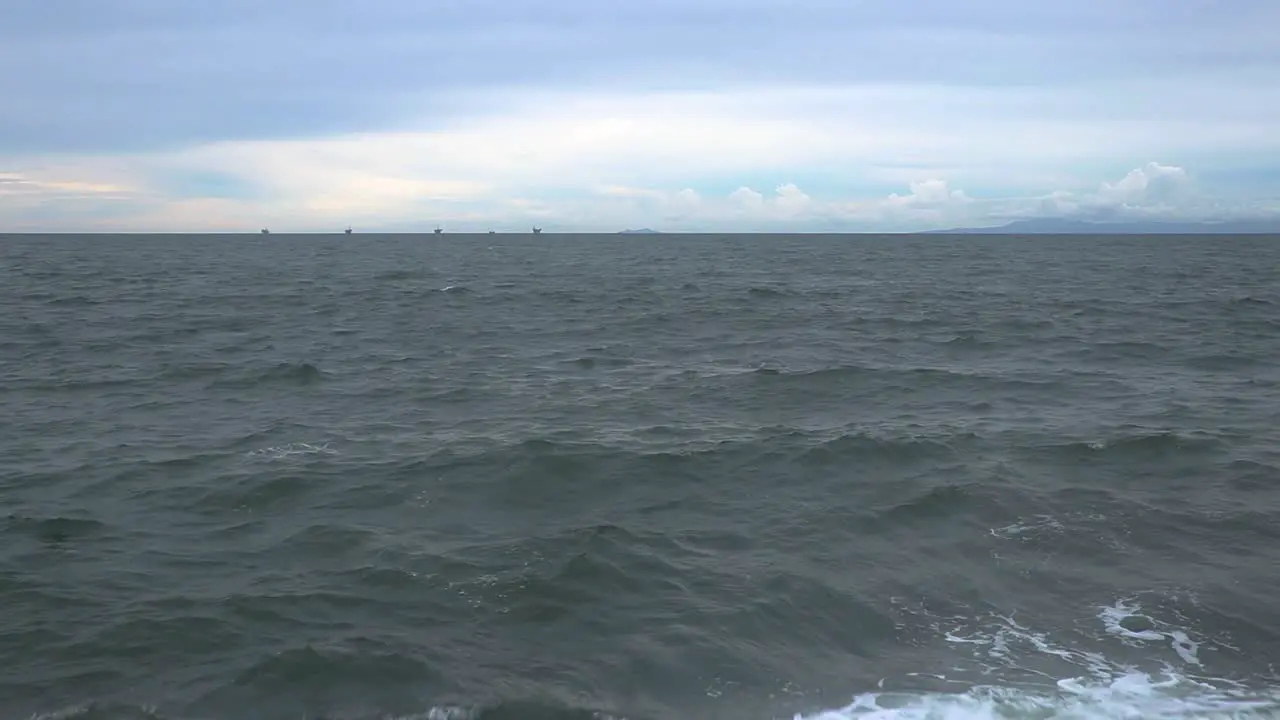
[2, 0, 1278, 232]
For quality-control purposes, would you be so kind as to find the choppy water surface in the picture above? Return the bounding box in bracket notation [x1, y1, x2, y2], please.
[2, 233, 1279, 720]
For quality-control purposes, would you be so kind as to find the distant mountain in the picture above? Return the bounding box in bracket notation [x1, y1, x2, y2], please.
[922, 218, 1280, 235]
[618, 228, 662, 234]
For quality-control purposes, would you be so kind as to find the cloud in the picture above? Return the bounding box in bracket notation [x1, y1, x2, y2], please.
[0, 172, 132, 197]
[1097, 162, 1191, 205]
[885, 180, 971, 210]
[0, 171, 138, 231]
[0, 145, 1267, 232]
[1, 1, 1278, 231]
[718, 184, 813, 219]
[3, 0, 1279, 155]
[535, 160, 1271, 232]
[0, 96, 1272, 231]
[1015, 163, 1197, 222]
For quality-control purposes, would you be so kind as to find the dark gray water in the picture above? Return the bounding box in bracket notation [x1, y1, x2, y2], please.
[3, 233, 1279, 720]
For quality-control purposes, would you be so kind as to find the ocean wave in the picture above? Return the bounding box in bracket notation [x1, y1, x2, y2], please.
[8, 562, 1280, 719]
[21, 700, 630, 720]
[407, 426, 977, 471]
[1224, 460, 1280, 492]
[720, 364, 1070, 400]
[426, 701, 627, 719]
[7, 235, 1280, 720]
[800, 677, 1280, 719]
[832, 594, 1280, 719]
[4, 515, 107, 545]
[207, 361, 326, 390]
[1040, 430, 1227, 459]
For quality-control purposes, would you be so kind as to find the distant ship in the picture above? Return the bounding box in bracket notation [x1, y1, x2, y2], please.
[532, 226, 542, 234]
[260, 228, 270, 235]
[344, 226, 352, 234]
[434, 226, 443, 235]
[489, 230, 496, 234]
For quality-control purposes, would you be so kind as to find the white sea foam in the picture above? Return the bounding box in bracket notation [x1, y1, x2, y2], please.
[989, 514, 1064, 540]
[797, 597, 1279, 719]
[1099, 598, 1204, 666]
[797, 675, 1280, 719]
[244, 441, 336, 460]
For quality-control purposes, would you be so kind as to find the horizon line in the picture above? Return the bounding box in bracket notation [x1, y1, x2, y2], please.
[5, 231, 1280, 237]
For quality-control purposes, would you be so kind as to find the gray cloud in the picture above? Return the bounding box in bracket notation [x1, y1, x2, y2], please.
[2, 0, 1277, 154]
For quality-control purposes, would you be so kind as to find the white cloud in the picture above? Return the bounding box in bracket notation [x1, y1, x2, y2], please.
[717, 184, 814, 221]
[885, 179, 971, 209]
[672, 188, 701, 207]
[1009, 162, 1198, 222]
[1097, 161, 1190, 205]
[0, 171, 133, 197]
[1, 81, 1278, 231]
[530, 161, 1248, 231]
[728, 186, 762, 210]
[773, 183, 813, 215]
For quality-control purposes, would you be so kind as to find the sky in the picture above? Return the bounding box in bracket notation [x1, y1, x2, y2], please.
[2, 0, 1279, 233]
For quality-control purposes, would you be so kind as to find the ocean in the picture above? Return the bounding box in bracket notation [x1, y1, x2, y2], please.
[2, 233, 1279, 720]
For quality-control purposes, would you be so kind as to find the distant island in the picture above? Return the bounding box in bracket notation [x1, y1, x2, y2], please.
[921, 218, 1280, 234]
[618, 228, 662, 234]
